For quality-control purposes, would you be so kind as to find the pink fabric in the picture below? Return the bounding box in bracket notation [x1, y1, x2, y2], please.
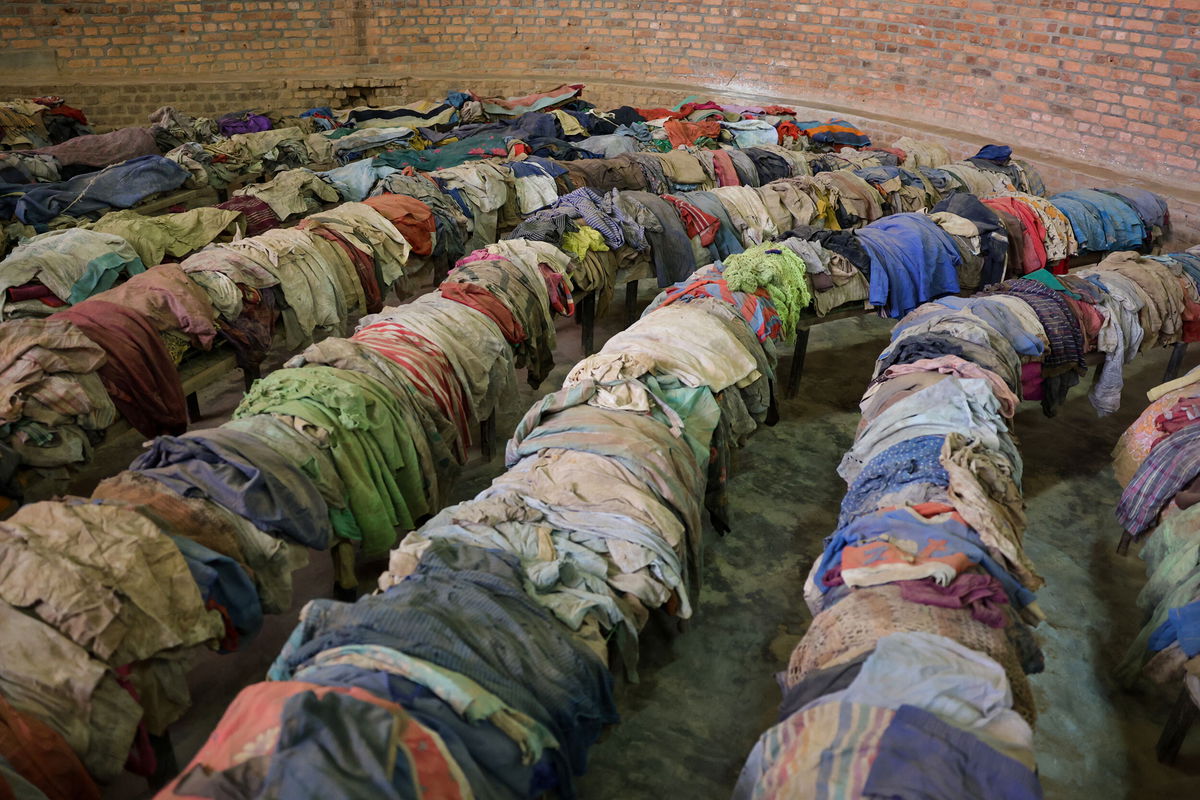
[875, 355, 1019, 418]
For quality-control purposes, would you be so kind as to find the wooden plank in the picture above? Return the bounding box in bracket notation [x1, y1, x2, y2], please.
[131, 186, 220, 216]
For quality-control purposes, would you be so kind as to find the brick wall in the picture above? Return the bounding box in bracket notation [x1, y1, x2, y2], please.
[3, 1, 1199, 228]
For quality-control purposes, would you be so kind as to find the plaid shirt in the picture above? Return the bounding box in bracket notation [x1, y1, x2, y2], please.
[1116, 423, 1200, 535]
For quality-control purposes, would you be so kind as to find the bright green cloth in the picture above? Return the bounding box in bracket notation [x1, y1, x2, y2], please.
[233, 366, 427, 556]
[722, 242, 812, 338]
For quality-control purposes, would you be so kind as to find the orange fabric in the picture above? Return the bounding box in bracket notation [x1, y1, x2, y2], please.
[663, 118, 721, 148]
[361, 193, 437, 257]
[0, 694, 99, 800]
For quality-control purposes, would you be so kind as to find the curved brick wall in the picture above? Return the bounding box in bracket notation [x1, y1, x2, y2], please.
[3, 1, 1199, 206]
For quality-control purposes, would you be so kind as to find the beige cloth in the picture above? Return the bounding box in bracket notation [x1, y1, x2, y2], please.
[563, 352, 657, 413]
[600, 304, 759, 392]
[940, 433, 1043, 591]
[233, 168, 340, 220]
[0, 501, 222, 666]
[0, 600, 140, 782]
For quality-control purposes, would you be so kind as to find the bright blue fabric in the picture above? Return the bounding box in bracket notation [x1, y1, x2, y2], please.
[857, 213, 962, 318]
[1149, 599, 1200, 657]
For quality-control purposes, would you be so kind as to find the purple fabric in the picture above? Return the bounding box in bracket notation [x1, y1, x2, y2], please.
[898, 574, 1010, 628]
[864, 705, 1043, 799]
[218, 114, 272, 136]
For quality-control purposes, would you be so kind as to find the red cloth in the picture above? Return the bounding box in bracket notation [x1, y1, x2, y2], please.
[215, 195, 281, 237]
[307, 227, 382, 314]
[540, 264, 574, 316]
[0, 693, 100, 800]
[710, 150, 741, 187]
[663, 195, 720, 246]
[663, 118, 721, 148]
[1063, 295, 1104, 353]
[775, 120, 802, 142]
[50, 300, 187, 437]
[7, 283, 63, 304]
[762, 104, 796, 115]
[982, 197, 1047, 273]
[360, 193, 436, 257]
[352, 320, 472, 455]
[439, 282, 526, 344]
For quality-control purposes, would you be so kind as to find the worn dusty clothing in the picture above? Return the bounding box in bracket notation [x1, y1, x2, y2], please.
[601, 304, 759, 392]
[50, 299, 188, 437]
[0, 601, 140, 782]
[88, 263, 218, 349]
[0, 318, 112, 427]
[85, 207, 241, 267]
[0, 228, 144, 318]
[233, 168, 340, 220]
[0, 500, 222, 665]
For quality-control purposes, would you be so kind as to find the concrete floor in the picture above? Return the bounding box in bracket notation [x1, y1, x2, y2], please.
[95, 289, 1200, 799]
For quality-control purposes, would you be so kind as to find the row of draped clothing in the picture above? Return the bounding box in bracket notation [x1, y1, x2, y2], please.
[0, 85, 1183, 796]
[0, 237, 811, 799]
[1110, 356, 1200, 692]
[0, 108, 1091, 479]
[0, 145, 1169, 488]
[732, 246, 1200, 799]
[0, 231, 587, 794]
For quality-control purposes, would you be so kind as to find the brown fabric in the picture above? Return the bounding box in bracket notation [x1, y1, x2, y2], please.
[87, 264, 218, 349]
[92, 471, 253, 577]
[50, 300, 187, 437]
[787, 584, 1036, 723]
[308, 227, 382, 314]
[360, 193, 436, 257]
[0, 693, 100, 800]
[990, 208, 1026, 280]
[560, 156, 648, 192]
[28, 126, 157, 168]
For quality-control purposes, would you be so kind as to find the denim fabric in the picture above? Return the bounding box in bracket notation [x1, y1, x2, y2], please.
[171, 535, 262, 639]
[864, 705, 1043, 799]
[857, 213, 962, 318]
[269, 542, 618, 799]
[838, 435, 950, 527]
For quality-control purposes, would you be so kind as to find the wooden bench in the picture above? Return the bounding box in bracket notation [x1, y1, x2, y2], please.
[1156, 672, 1200, 764]
[129, 186, 220, 215]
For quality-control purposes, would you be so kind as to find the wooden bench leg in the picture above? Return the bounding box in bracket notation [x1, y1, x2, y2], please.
[242, 364, 261, 392]
[331, 540, 357, 602]
[479, 412, 496, 462]
[785, 328, 811, 400]
[1164, 342, 1189, 383]
[147, 731, 178, 791]
[1156, 683, 1199, 764]
[624, 279, 640, 326]
[579, 291, 596, 356]
[185, 392, 201, 423]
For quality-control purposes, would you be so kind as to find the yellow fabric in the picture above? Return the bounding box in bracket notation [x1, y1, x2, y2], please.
[560, 225, 609, 260]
